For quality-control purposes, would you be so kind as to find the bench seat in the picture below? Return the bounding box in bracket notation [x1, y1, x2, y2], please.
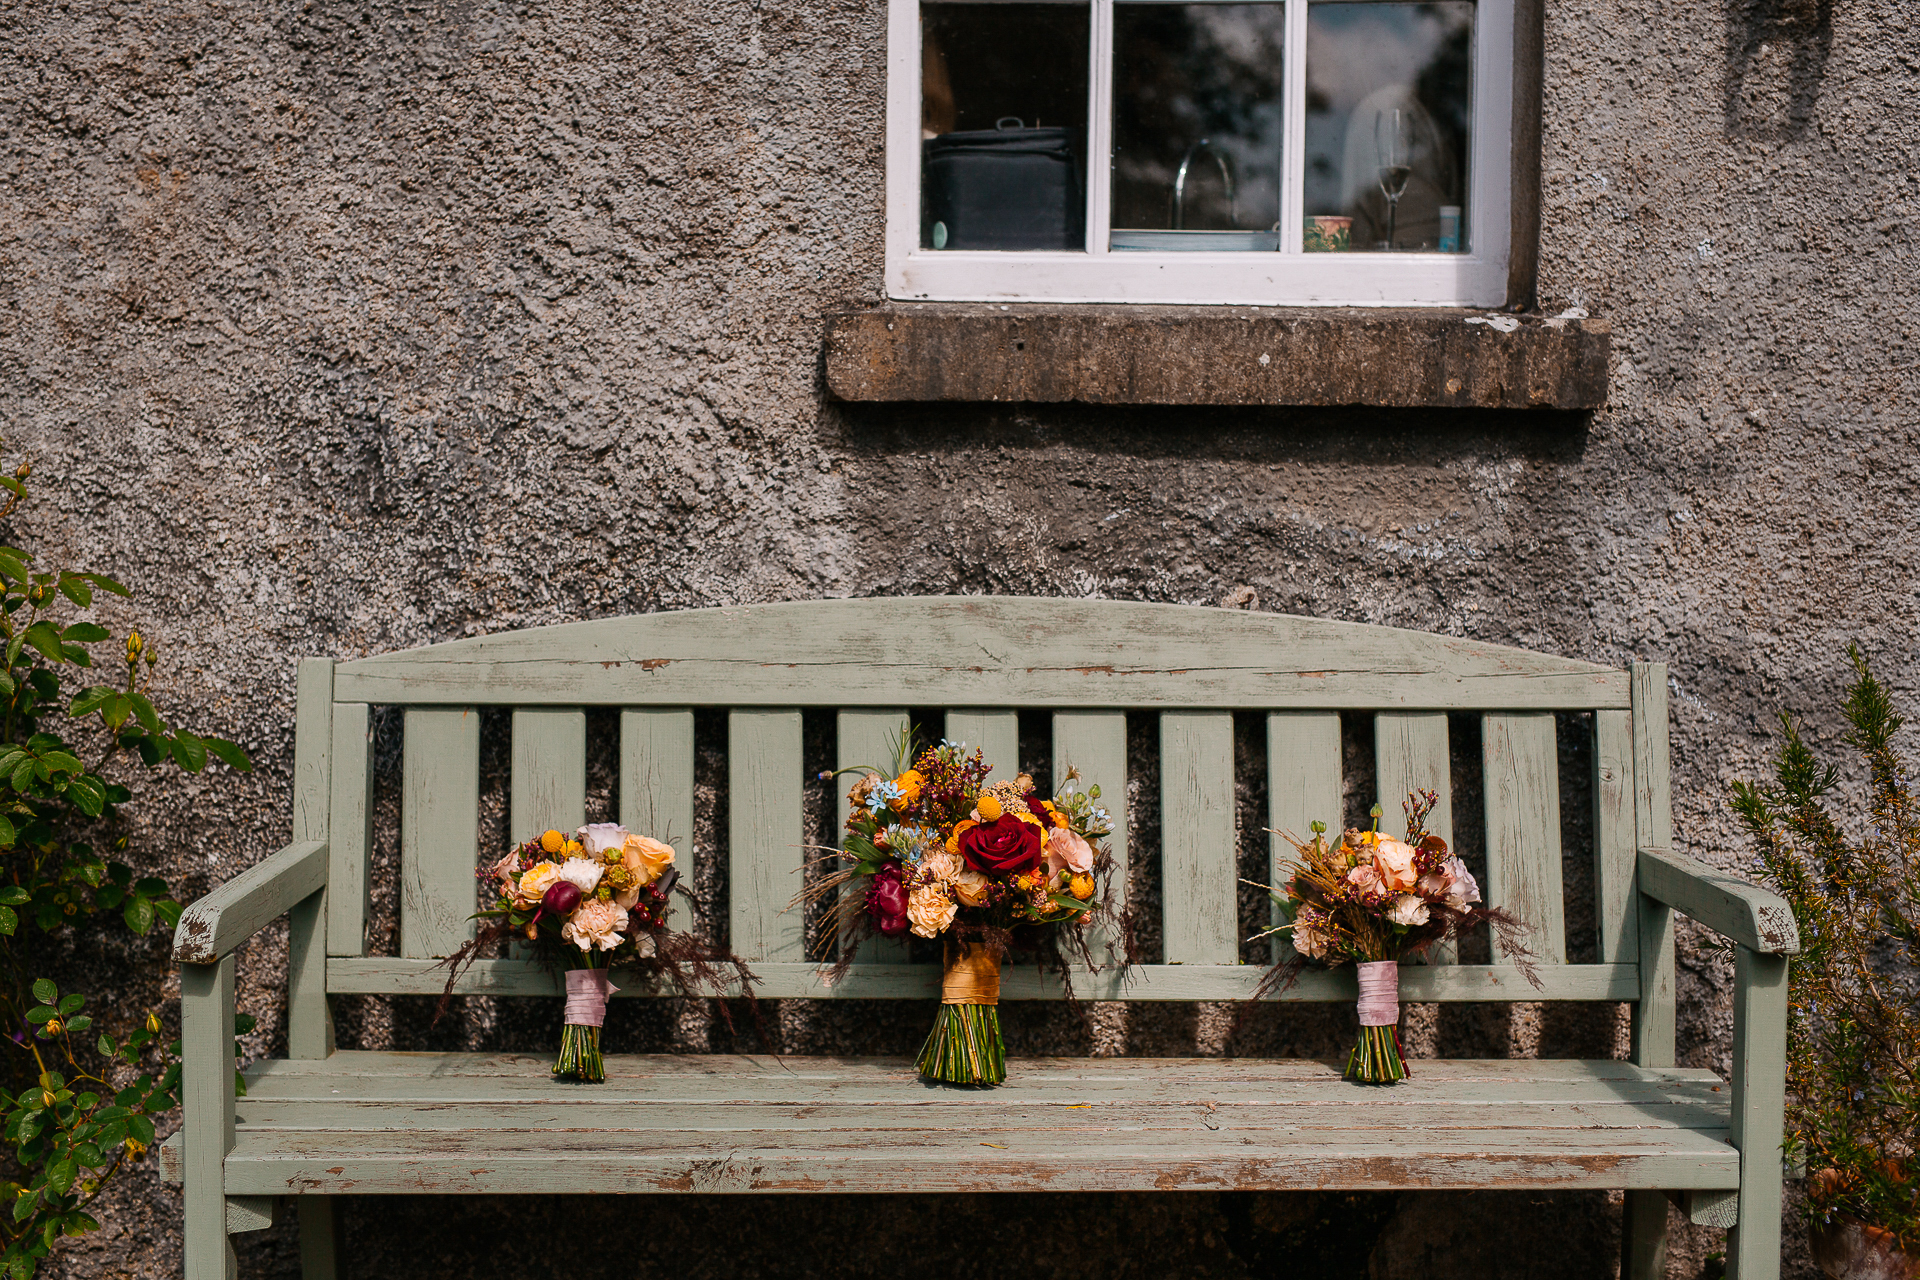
[163, 1052, 1739, 1196]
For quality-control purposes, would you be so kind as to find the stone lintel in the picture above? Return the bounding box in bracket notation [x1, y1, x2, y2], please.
[825, 304, 1610, 409]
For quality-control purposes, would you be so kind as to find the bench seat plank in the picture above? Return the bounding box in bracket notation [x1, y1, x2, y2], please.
[163, 1054, 1737, 1197]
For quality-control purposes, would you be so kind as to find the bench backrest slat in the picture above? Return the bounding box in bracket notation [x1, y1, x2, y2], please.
[1266, 712, 1344, 930]
[401, 707, 480, 958]
[510, 708, 586, 844]
[727, 708, 806, 963]
[1592, 707, 1640, 964]
[619, 707, 696, 929]
[1373, 711, 1456, 961]
[327, 701, 374, 958]
[1160, 711, 1238, 965]
[945, 709, 1020, 783]
[1051, 710, 1130, 959]
[1482, 711, 1567, 965]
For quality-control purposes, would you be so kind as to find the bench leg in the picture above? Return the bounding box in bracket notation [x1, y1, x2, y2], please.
[182, 959, 237, 1280]
[1621, 1189, 1669, 1280]
[1727, 948, 1788, 1280]
[298, 1197, 345, 1280]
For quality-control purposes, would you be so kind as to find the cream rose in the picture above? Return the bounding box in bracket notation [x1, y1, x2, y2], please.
[921, 849, 964, 883]
[952, 869, 991, 907]
[516, 861, 563, 907]
[1045, 828, 1095, 876]
[1387, 894, 1431, 927]
[562, 898, 629, 951]
[576, 822, 627, 859]
[1372, 837, 1420, 892]
[906, 883, 958, 938]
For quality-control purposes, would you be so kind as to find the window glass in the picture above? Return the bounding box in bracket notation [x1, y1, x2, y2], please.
[920, 2, 1091, 251]
[1304, 1, 1473, 253]
[1111, 4, 1287, 252]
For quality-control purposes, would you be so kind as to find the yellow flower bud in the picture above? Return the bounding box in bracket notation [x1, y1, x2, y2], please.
[127, 630, 144, 659]
[44, 1019, 60, 1036]
[539, 830, 565, 854]
[125, 1139, 147, 1158]
[146, 1011, 162, 1033]
[41, 1090, 55, 1108]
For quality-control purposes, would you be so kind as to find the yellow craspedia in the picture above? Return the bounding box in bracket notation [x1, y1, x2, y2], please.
[1069, 874, 1096, 900]
[976, 795, 1003, 822]
[539, 829, 566, 854]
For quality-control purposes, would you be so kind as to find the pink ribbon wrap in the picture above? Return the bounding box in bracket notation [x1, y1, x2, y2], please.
[1356, 961, 1400, 1027]
[562, 968, 614, 1028]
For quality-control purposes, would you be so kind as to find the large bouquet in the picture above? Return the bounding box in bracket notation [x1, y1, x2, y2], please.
[1252, 791, 1535, 1084]
[806, 738, 1122, 1086]
[444, 823, 757, 1082]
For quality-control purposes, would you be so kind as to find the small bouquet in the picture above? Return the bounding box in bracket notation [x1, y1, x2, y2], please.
[1250, 791, 1535, 1084]
[444, 823, 758, 1083]
[803, 738, 1122, 1086]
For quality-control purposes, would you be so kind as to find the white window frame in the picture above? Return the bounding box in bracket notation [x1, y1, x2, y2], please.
[885, 0, 1513, 306]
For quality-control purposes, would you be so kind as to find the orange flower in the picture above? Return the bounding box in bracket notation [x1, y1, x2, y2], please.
[892, 769, 925, 810]
[946, 818, 977, 853]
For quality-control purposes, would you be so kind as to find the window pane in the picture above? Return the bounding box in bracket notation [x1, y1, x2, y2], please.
[1111, 4, 1285, 252]
[1305, 1, 1472, 253]
[921, 2, 1090, 251]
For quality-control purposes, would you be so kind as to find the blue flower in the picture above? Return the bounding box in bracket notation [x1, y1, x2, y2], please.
[866, 781, 903, 813]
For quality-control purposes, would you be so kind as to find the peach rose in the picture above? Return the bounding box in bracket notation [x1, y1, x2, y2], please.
[1372, 837, 1420, 893]
[562, 898, 629, 952]
[1045, 828, 1095, 876]
[491, 850, 521, 892]
[516, 861, 563, 908]
[921, 849, 964, 884]
[952, 869, 991, 906]
[1345, 862, 1386, 899]
[906, 883, 957, 938]
[623, 835, 675, 886]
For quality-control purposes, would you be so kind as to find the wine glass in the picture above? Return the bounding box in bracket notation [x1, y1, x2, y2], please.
[1375, 108, 1413, 251]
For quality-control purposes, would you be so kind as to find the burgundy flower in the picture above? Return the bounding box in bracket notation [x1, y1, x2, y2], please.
[540, 880, 582, 919]
[959, 814, 1044, 876]
[868, 864, 909, 936]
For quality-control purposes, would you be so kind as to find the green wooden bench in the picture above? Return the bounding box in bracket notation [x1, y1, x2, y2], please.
[162, 598, 1798, 1279]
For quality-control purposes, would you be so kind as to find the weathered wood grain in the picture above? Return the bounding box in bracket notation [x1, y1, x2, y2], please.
[400, 708, 481, 958]
[332, 599, 1629, 709]
[729, 709, 805, 962]
[945, 709, 1019, 782]
[1637, 847, 1799, 955]
[1727, 947, 1789, 1279]
[1631, 663, 1676, 1071]
[326, 702, 374, 958]
[327, 958, 1639, 1002]
[1482, 712, 1565, 964]
[839, 709, 910, 962]
[289, 660, 333, 1061]
[173, 841, 328, 964]
[510, 708, 586, 843]
[1377, 711, 1456, 962]
[181, 957, 236, 1280]
[1053, 710, 1129, 962]
[621, 708, 696, 931]
[1160, 711, 1237, 965]
[1267, 712, 1342, 934]
[1592, 709, 1638, 965]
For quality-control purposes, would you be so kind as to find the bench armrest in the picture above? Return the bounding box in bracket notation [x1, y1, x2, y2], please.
[1637, 845, 1800, 955]
[173, 840, 328, 964]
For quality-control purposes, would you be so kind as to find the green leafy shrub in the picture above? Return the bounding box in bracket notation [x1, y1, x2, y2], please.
[1732, 645, 1919, 1247]
[0, 450, 253, 1277]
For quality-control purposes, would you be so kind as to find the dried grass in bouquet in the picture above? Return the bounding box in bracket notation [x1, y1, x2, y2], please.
[1249, 791, 1537, 1084]
[797, 734, 1131, 1086]
[438, 824, 760, 1082]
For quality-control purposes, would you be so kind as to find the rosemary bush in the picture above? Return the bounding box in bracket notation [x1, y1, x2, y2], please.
[0, 449, 253, 1277]
[1732, 646, 1919, 1247]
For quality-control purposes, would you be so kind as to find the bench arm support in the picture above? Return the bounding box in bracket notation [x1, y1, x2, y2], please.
[1636, 846, 1800, 955]
[173, 840, 328, 964]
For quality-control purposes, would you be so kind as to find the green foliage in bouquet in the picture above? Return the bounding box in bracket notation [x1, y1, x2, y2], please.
[1732, 645, 1920, 1248]
[0, 447, 253, 1277]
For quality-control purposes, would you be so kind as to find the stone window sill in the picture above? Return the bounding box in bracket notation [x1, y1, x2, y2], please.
[824, 304, 1609, 409]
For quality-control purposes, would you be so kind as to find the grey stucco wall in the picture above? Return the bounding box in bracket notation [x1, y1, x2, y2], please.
[3, 0, 1915, 1275]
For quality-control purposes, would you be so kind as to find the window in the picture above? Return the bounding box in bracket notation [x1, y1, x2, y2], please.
[885, 0, 1514, 305]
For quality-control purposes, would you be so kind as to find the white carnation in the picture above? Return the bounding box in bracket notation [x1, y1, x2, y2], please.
[557, 858, 605, 894]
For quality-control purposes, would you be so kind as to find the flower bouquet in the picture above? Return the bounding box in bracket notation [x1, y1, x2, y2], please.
[803, 738, 1123, 1086]
[1250, 791, 1535, 1085]
[441, 823, 758, 1083]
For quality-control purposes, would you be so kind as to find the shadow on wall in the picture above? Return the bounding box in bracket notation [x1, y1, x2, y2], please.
[1724, 0, 1833, 140]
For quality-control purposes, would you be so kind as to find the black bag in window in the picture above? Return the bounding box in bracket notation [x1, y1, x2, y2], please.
[922, 123, 1084, 251]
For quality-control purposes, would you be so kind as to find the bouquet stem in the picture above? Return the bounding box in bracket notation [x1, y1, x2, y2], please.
[916, 940, 1005, 1086]
[554, 967, 612, 1083]
[1347, 959, 1409, 1085]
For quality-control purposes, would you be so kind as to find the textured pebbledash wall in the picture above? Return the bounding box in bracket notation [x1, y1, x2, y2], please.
[2, 0, 1916, 1276]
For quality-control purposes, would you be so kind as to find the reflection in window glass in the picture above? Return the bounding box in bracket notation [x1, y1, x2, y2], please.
[1111, 4, 1285, 252]
[1305, 2, 1472, 253]
[921, 3, 1090, 251]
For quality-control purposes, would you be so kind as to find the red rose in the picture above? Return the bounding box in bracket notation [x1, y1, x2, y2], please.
[958, 814, 1044, 876]
[1025, 796, 1052, 821]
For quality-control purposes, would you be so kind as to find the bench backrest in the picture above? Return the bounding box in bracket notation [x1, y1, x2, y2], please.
[292, 597, 1671, 1007]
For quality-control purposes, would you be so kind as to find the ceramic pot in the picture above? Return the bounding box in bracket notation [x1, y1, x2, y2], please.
[1809, 1218, 1919, 1280]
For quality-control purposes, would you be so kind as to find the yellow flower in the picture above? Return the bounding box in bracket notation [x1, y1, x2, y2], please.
[976, 795, 1003, 822]
[145, 1011, 161, 1034]
[125, 1139, 147, 1158]
[1070, 874, 1096, 900]
[563, 839, 583, 857]
[516, 861, 563, 907]
[1014, 874, 1034, 892]
[539, 829, 566, 855]
[892, 769, 925, 809]
[620, 835, 676, 896]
